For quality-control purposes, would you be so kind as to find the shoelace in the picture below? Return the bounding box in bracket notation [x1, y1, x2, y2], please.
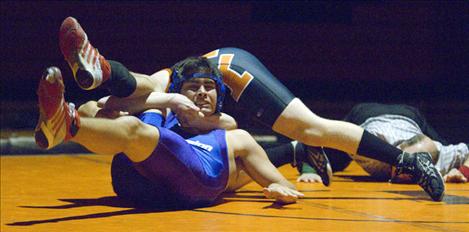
[310, 150, 325, 170]
[307, 148, 327, 173]
[396, 152, 414, 176]
[415, 155, 436, 192]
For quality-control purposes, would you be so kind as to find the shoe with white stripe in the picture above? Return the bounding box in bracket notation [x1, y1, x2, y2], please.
[59, 17, 110, 90]
[34, 67, 80, 149]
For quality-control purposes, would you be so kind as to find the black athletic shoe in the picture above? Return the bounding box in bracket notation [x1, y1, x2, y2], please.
[395, 152, 445, 201]
[293, 143, 332, 186]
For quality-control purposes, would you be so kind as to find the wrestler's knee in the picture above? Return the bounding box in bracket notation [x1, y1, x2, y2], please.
[227, 129, 258, 149]
[116, 116, 147, 139]
[117, 116, 158, 159]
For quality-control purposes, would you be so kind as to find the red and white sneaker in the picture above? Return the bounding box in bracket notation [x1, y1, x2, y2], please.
[59, 17, 110, 90]
[35, 67, 80, 149]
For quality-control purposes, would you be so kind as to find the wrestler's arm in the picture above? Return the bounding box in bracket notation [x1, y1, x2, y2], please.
[98, 92, 237, 131]
[97, 68, 237, 130]
[444, 168, 468, 183]
[181, 112, 237, 131]
[97, 69, 171, 111]
[128, 71, 165, 98]
[208, 113, 237, 130]
[97, 68, 200, 117]
[228, 130, 303, 204]
[98, 92, 198, 114]
[443, 144, 469, 183]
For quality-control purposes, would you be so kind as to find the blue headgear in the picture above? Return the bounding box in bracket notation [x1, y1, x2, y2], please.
[169, 70, 226, 113]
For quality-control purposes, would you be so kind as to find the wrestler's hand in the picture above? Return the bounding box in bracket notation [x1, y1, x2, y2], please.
[263, 183, 304, 204]
[297, 173, 323, 183]
[97, 95, 153, 114]
[168, 94, 203, 124]
[444, 168, 468, 183]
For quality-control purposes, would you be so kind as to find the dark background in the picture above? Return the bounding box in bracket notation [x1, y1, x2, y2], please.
[1, 1, 468, 143]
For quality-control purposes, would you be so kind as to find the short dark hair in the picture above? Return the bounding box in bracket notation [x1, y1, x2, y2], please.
[171, 56, 222, 79]
[169, 56, 226, 113]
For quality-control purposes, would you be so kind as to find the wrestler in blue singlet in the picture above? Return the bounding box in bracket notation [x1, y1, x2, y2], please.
[113, 48, 296, 207]
[113, 111, 229, 207]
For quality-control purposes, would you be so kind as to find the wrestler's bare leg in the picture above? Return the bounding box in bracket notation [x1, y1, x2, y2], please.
[273, 98, 363, 155]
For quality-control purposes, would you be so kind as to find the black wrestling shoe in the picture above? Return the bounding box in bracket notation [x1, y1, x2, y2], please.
[395, 152, 445, 201]
[293, 142, 332, 186]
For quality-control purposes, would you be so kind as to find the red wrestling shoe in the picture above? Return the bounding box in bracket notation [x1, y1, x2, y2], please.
[59, 17, 110, 90]
[35, 67, 80, 149]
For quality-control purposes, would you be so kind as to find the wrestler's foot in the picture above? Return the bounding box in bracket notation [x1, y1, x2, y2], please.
[293, 142, 332, 186]
[35, 67, 80, 149]
[59, 16, 110, 90]
[395, 152, 445, 201]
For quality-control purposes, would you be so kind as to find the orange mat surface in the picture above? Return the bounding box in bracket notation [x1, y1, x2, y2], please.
[2, 154, 468, 231]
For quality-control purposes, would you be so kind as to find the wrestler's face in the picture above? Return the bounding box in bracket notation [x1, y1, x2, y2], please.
[180, 78, 217, 115]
